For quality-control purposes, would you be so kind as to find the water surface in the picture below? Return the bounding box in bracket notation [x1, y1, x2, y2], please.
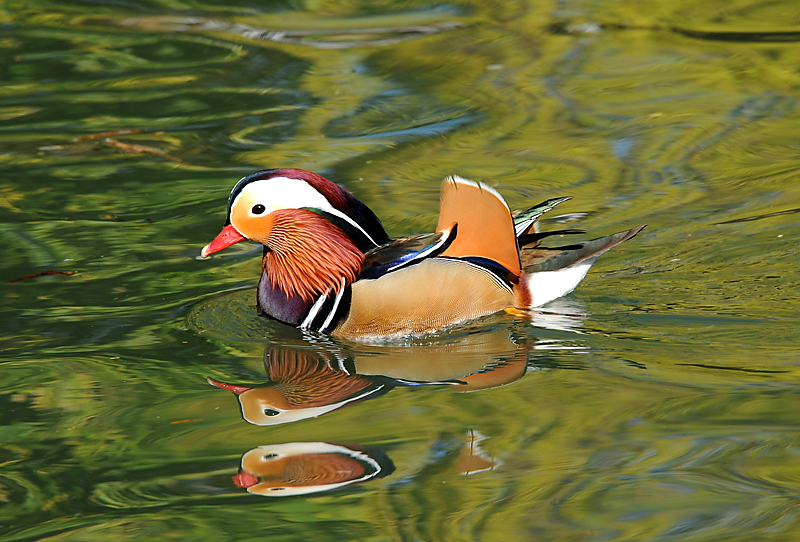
[2, 0, 800, 540]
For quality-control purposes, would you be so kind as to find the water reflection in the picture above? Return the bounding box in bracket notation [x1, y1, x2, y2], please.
[456, 430, 501, 476]
[208, 327, 569, 496]
[528, 298, 588, 335]
[197, 299, 589, 497]
[233, 442, 394, 497]
[207, 348, 389, 426]
[228, 430, 500, 497]
[4, 0, 800, 536]
[208, 330, 536, 426]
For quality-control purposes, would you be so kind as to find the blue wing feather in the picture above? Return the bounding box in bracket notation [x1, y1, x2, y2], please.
[359, 224, 458, 280]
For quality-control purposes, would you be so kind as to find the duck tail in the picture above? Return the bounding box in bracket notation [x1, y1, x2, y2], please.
[513, 225, 646, 308]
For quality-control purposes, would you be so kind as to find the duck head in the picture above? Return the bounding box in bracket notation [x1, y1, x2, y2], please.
[201, 169, 390, 303]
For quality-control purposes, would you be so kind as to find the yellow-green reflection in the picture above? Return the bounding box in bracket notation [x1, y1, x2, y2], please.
[2, 0, 800, 539]
[233, 442, 394, 497]
[207, 331, 534, 426]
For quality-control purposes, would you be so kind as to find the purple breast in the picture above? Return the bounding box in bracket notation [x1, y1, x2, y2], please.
[257, 272, 313, 326]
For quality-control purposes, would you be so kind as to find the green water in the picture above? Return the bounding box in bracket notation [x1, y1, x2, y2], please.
[2, 0, 800, 540]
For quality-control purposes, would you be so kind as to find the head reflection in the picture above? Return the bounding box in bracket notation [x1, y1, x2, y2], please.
[207, 346, 389, 425]
[233, 442, 394, 497]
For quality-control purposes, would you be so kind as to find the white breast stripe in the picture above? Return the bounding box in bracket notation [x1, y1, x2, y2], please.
[300, 289, 330, 330]
[319, 277, 347, 333]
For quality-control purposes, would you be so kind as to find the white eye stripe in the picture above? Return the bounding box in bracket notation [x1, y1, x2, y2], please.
[235, 177, 379, 247]
[321, 208, 379, 246]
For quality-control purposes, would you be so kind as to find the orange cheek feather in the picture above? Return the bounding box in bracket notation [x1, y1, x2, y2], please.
[262, 209, 364, 302]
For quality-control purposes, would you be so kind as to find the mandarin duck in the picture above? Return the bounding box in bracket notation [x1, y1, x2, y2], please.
[201, 168, 645, 340]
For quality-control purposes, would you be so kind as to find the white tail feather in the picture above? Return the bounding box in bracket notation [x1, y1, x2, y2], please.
[527, 256, 598, 307]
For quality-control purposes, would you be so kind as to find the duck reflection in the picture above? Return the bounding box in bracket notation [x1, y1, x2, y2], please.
[232, 442, 394, 497]
[527, 298, 587, 335]
[207, 346, 388, 425]
[457, 429, 501, 476]
[208, 329, 532, 426]
[211, 314, 587, 497]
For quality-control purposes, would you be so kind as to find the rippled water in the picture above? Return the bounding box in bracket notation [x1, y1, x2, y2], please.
[2, 0, 800, 540]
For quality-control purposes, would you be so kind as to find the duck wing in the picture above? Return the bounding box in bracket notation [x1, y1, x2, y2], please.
[436, 176, 521, 277]
[514, 224, 645, 308]
[513, 196, 572, 237]
[359, 224, 457, 280]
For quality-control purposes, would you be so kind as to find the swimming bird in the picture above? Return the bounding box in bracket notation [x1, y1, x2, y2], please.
[201, 168, 644, 340]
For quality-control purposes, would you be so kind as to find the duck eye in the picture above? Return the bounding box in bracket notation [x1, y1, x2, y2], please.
[263, 408, 280, 416]
[251, 204, 266, 215]
[264, 453, 279, 460]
